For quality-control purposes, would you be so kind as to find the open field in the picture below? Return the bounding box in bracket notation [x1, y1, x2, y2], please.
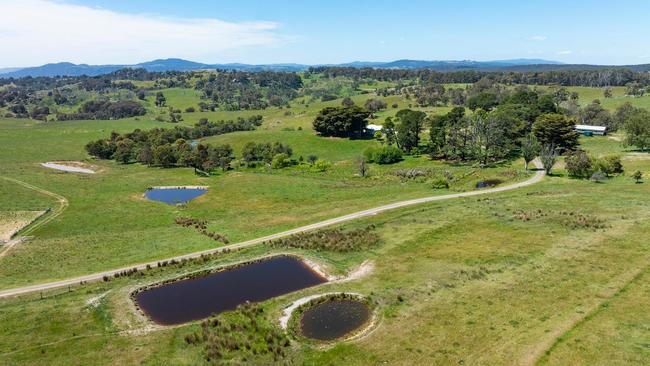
[0, 88, 521, 289]
[1, 134, 649, 364]
[1, 81, 650, 365]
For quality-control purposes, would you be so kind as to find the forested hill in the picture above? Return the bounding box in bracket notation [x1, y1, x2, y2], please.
[3, 57, 650, 78]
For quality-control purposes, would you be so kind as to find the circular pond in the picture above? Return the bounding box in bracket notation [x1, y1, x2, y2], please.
[299, 299, 371, 341]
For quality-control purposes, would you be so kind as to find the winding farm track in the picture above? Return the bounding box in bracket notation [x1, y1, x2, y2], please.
[0, 162, 544, 299]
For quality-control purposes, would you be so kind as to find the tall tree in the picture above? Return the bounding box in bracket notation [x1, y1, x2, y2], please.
[539, 144, 558, 174]
[520, 134, 540, 171]
[383, 117, 397, 146]
[313, 106, 369, 137]
[624, 109, 650, 151]
[532, 113, 579, 152]
[395, 109, 426, 153]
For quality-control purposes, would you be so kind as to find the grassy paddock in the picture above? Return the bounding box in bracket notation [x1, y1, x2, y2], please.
[1, 88, 649, 365]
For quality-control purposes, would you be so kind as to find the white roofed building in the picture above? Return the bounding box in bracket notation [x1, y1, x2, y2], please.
[575, 124, 607, 136]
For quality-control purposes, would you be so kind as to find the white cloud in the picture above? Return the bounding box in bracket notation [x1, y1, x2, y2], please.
[557, 50, 573, 55]
[528, 35, 547, 41]
[0, 0, 291, 67]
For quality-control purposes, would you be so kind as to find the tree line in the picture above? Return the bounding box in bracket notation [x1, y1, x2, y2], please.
[307, 66, 650, 87]
[85, 116, 264, 171]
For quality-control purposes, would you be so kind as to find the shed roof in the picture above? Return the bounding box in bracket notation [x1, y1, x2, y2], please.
[366, 124, 383, 130]
[575, 124, 607, 132]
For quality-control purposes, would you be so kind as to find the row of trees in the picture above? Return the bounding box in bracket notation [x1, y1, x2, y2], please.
[85, 116, 263, 168]
[87, 136, 299, 173]
[309, 67, 650, 87]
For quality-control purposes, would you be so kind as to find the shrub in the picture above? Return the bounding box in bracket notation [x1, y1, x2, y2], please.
[430, 177, 449, 189]
[185, 107, 195, 113]
[373, 145, 403, 164]
[392, 168, 435, 181]
[175, 216, 228, 244]
[565, 150, 593, 178]
[363, 145, 403, 164]
[271, 153, 292, 169]
[594, 155, 623, 177]
[632, 170, 643, 183]
[313, 159, 331, 172]
[267, 225, 380, 252]
[185, 303, 291, 364]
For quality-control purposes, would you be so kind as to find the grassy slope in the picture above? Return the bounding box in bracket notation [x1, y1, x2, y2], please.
[0, 90, 513, 288]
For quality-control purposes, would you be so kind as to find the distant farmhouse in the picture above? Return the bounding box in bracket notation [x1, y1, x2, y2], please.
[575, 124, 607, 136]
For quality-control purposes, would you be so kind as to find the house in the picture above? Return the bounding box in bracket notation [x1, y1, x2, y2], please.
[575, 124, 607, 136]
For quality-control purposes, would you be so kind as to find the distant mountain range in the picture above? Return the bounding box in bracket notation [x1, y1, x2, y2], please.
[1, 58, 649, 78]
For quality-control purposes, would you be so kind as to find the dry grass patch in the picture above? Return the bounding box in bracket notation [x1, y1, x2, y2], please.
[0, 211, 45, 242]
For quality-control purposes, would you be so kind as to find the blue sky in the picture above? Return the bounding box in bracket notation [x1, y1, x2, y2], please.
[1, 0, 649, 67]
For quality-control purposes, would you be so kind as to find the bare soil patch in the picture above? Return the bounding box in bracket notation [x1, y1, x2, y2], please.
[41, 161, 96, 174]
[0, 210, 45, 242]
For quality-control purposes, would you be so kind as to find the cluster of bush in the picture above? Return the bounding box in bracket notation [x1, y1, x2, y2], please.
[175, 216, 229, 244]
[184, 303, 291, 364]
[565, 151, 623, 180]
[266, 225, 380, 252]
[57, 100, 146, 120]
[363, 145, 403, 164]
[390, 167, 454, 189]
[241, 141, 294, 167]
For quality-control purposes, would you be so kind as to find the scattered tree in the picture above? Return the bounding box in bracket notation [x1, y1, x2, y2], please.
[539, 144, 558, 174]
[395, 109, 426, 153]
[155, 92, 166, 107]
[624, 108, 650, 151]
[356, 156, 369, 177]
[312, 106, 369, 137]
[521, 134, 540, 171]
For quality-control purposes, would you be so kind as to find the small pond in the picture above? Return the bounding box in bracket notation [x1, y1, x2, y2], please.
[300, 299, 371, 341]
[144, 187, 207, 205]
[135, 256, 327, 325]
[476, 179, 503, 189]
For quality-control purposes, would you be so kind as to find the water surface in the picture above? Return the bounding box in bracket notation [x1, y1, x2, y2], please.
[300, 299, 371, 341]
[476, 179, 503, 189]
[135, 256, 327, 325]
[144, 188, 207, 205]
